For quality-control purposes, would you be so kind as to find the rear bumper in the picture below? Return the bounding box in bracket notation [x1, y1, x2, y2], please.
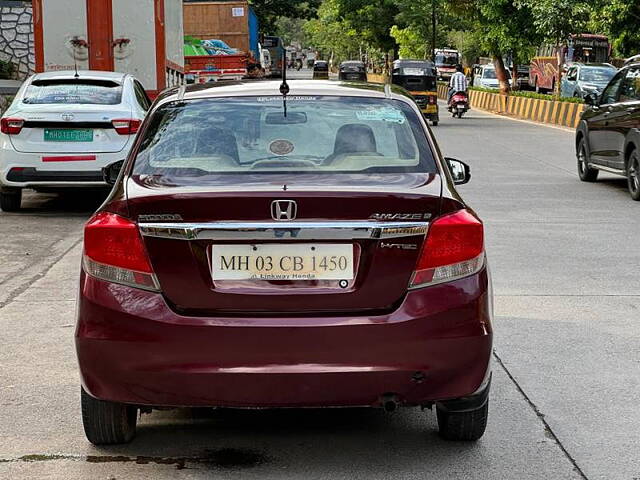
[0, 143, 127, 188]
[76, 268, 493, 408]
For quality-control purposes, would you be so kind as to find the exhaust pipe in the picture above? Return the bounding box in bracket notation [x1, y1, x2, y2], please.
[380, 394, 400, 413]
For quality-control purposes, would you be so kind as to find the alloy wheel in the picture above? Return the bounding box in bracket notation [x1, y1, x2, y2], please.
[578, 144, 587, 174]
[628, 151, 640, 199]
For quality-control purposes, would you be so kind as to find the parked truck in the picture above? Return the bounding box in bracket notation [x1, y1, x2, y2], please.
[32, 0, 184, 97]
[183, 1, 259, 61]
[183, 1, 262, 81]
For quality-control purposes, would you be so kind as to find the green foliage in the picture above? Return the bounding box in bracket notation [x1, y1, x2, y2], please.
[519, 0, 591, 44]
[304, 0, 370, 63]
[467, 85, 584, 103]
[249, 0, 320, 33]
[390, 25, 428, 59]
[274, 17, 309, 46]
[0, 60, 15, 80]
[589, 0, 640, 57]
[446, 30, 484, 66]
[335, 0, 399, 52]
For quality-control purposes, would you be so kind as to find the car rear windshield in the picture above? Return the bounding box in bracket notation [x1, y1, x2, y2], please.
[483, 68, 511, 79]
[23, 79, 123, 105]
[579, 67, 616, 83]
[132, 96, 436, 183]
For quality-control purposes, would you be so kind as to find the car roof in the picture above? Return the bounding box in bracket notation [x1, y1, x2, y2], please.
[624, 55, 640, 66]
[341, 60, 364, 65]
[30, 70, 127, 83]
[394, 59, 434, 66]
[571, 63, 615, 69]
[157, 80, 414, 106]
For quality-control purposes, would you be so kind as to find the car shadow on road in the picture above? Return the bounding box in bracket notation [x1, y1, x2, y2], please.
[87, 407, 479, 474]
[592, 176, 633, 198]
[16, 189, 110, 215]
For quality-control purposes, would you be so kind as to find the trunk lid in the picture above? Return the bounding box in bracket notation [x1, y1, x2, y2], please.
[8, 104, 132, 154]
[128, 173, 442, 316]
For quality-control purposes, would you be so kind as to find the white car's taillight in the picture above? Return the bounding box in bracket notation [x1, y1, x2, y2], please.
[1, 117, 25, 135]
[83, 212, 160, 291]
[112, 119, 141, 135]
[410, 209, 485, 288]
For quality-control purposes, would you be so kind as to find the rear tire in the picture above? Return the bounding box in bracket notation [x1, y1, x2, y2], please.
[0, 189, 22, 212]
[436, 399, 488, 441]
[81, 388, 137, 445]
[627, 149, 640, 201]
[577, 138, 598, 182]
[432, 121, 439, 126]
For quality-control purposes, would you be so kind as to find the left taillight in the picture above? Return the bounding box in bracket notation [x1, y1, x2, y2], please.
[1, 117, 24, 135]
[410, 209, 485, 288]
[112, 119, 141, 135]
[83, 212, 160, 291]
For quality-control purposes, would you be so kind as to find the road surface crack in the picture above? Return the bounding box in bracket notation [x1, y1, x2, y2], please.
[0, 237, 82, 310]
[493, 351, 589, 480]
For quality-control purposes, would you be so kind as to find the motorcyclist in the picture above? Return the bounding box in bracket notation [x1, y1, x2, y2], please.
[448, 64, 468, 104]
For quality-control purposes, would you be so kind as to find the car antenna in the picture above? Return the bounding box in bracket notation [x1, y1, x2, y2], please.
[279, 45, 289, 117]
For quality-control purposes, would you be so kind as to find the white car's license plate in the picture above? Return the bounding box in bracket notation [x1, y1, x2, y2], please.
[212, 244, 354, 281]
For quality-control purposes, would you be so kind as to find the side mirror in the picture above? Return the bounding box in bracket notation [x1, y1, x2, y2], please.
[445, 157, 471, 185]
[584, 93, 598, 106]
[103, 160, 124, 186]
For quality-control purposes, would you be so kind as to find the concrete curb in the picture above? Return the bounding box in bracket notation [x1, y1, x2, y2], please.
[435, 83, 584, 128]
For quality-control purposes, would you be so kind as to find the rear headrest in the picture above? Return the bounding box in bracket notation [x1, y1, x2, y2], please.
[333, 123, 377, 155]
[196, 126, 240, 162]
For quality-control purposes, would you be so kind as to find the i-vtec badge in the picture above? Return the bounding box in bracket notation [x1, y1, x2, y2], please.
[380, 242, 418, 250]
[370, 213, 432, 221]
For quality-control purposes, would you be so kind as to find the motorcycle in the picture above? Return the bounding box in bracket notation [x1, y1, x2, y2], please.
[448, 91, 469, 118]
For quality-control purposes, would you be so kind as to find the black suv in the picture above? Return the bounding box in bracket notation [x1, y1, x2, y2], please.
[576, 62, 640, 200]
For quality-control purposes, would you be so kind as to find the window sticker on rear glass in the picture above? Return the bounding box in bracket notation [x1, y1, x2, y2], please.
[356, 107, 405, 124]
[257, 96, 318, 102]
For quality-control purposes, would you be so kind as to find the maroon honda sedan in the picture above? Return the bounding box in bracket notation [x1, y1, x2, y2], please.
[76, 80, 492, 444]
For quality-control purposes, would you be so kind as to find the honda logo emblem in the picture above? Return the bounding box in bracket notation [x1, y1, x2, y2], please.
[271, 200, 297, 221]
[61, 113, 75, 122]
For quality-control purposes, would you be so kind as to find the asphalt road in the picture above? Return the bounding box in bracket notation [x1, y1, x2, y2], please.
[0, 73, 638, 479]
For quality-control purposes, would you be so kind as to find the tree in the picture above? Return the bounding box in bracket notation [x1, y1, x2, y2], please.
[390, 25, 429, 59]
[335, 0, 399, 53]
[448, 0, 541, 94]
[249, 0, 320, 33]
[520, 0, 591, 94]
[589, 0, 640, 58]
[274, 17, 309, 47]
[304, 0, 369, 65]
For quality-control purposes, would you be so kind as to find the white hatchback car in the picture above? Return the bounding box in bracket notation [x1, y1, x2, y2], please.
[471, 65, 513, 89]
[0, 70, 150, 211]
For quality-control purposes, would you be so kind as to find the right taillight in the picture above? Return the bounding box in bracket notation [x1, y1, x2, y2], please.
[1, 117, 24, 135]
[83, 211, 160, 291]
[410, 209, 485, 288]
[112, 119, 141, 135]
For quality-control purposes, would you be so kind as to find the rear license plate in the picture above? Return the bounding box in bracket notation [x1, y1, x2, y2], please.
[44, 129, 93, 142]
[212, 244, 353, 281]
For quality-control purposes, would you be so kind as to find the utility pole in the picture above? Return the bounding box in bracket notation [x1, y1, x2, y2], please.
[431, 0, 437, 62]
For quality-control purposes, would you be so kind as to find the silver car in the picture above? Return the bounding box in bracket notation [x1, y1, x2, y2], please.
[471, 65, 512, 89]
[560, 63, 617, 99]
